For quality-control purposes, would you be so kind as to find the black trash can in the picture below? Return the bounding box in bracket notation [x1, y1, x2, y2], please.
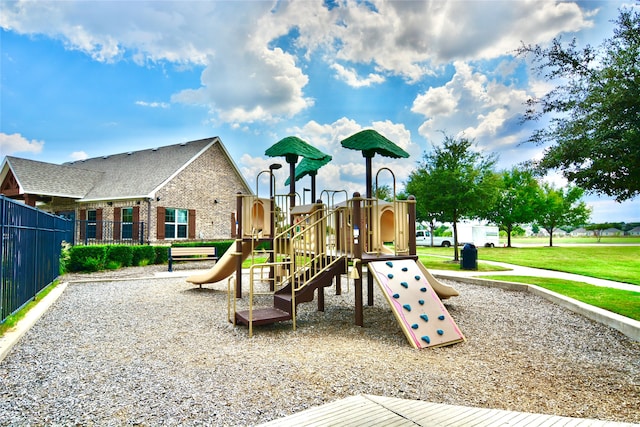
[461, 243, 478, 270]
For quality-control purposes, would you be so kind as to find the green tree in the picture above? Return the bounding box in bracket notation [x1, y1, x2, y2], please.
[374, 184, 393, 202]
[434, 224, 451, 237]
[512, 225, 526, 237]
[406, 167, 439, 225]
[586, 223, 620, 243]
[517, 9, 640, 202]
[535, 184, 591, 247]
[406, 135, 499, 260]
[484, 167, 542, 248]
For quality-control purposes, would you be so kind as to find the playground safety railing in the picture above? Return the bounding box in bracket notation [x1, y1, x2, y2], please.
[237, 202, 352, 336]
[362, 197, 412, 256]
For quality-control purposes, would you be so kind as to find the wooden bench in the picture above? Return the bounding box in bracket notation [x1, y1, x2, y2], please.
[168, 247, 218, 272]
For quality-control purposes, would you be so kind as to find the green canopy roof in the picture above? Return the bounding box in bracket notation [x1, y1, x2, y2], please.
[284, 155, 332, 185]
[340, 129, 409, 159]
[265, 136, 328, 163]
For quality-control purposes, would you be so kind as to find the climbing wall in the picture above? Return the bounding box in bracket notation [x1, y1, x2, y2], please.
[368, 259, 465, 349]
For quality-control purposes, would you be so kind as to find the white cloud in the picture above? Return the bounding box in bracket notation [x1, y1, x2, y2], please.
[412, 86, 457, 117]
[70, 151, 88, 161]
[541, 170, 569, 189]
[0, 133, 44, 155]
[172, 46, 313, 124]
[272, 0, 594, 82]
[0, 1, 216, 64]
[412, 61, 532, 162]
[135, 101, 169, 109]
[0, 0, 597, 126]
[330, 63, 385, 87]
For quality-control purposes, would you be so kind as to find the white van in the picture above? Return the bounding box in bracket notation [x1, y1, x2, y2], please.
[415, 230, 453, 247]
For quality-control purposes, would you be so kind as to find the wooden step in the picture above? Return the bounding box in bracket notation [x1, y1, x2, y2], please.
[235, 307, 292, 326]
[274, 266, 341, 312]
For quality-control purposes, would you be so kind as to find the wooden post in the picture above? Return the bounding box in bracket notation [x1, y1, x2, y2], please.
[24, 194, 37, 207]
[269, 178, 276, 292]
[236, 192, 243, 299]
[335, 209, 342, 295]
[353, 192, 363, 327]
[289, 159, 296, 210]
[408, 195, 417, 256]
[317, 287, 325, 312]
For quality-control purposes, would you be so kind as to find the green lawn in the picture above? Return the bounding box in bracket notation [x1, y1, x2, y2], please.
[481, 275, 640, 321]
[418, 245, 640, 320]
[417, 255, 510, 272]
[418, 245, 640, 286]
[0, 281, 59, 337]
[510, 236, 640, 245]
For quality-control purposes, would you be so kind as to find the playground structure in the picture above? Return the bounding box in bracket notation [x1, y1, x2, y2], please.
[187, 131, 464, 348]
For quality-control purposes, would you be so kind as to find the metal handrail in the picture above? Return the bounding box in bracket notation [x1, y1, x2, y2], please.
[239, 203, 351, 336]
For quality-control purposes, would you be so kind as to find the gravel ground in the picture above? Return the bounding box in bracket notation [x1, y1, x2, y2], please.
[1, 264, 638, 426]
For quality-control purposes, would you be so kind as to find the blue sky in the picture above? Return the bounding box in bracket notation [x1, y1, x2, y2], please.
[1, 0, 638, 223]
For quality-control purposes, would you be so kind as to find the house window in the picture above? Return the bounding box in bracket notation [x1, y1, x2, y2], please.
[165, 208, 188, 239]
[87, 209, 97, 239]
[122, 207, 133, 239]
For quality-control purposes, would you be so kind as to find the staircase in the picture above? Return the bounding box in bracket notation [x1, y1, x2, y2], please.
[235, 256, 347, 327]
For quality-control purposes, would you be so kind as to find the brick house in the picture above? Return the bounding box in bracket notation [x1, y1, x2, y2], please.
[0, 137, 252, 244]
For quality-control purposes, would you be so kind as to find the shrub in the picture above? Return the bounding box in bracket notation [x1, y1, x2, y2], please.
[81, 257, 102, 272]
[59, 241, 72, 275]
[132, 245, 156, 266]
[67, 246, 107, 272]
[105, 260, 122, 270]
[154, 246, 169, 264]
[106, 245, 133, 268]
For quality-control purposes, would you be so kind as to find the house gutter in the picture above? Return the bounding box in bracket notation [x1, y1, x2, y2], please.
[77, 195, 152, 203]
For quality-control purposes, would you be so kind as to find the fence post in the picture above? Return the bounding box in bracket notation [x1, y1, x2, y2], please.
[0, 198, 74, 323]
[0, 196, 5, 320]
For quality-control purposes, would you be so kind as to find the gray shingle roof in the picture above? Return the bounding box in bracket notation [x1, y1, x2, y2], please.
[3, 137, 221, 201]
[4, 156, 104, 198]
[64, 137, 216, 200]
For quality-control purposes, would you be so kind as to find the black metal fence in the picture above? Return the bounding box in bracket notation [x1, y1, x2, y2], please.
[1, 196, 73, 323]
[75, 220, 145, 245]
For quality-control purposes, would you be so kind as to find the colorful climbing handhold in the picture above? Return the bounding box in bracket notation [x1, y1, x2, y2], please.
[420, 314, 429, 322]
[438, 315, 445, 321]
[400, 282, 408, 289]
[402, 267, 408, 272]
[418, 299, 425, 305]
[411, 324, 419, 329]
[386, 261, 393, 268]
[414, 275, 421, 281]
[393, 293, 400, 299]
[437, 329, 444, 335]
[403, 304, 412, 312]
[421, 336, 431, 344]
[420, 287, 427, 292]
[387, 273, 394, 279]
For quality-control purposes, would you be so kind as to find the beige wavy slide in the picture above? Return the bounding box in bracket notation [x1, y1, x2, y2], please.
[186, 242, 253, 286]
[376, 246, 459, 299]
[415, 259, 459, 299]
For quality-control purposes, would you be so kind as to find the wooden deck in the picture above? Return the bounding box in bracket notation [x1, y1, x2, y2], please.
[258, 395, 637, 426]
